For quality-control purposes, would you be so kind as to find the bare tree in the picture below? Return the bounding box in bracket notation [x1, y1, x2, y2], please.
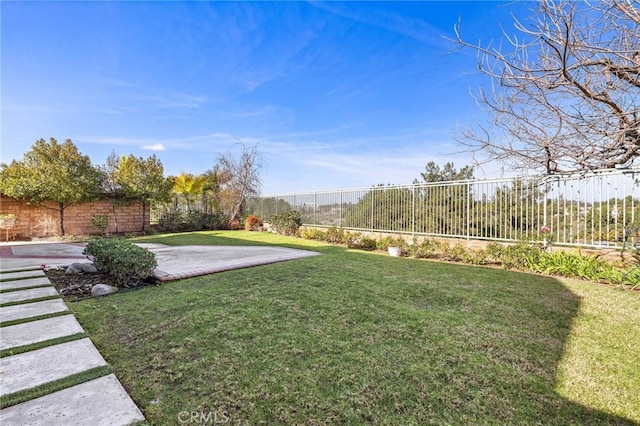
[216, 143, 262, 224]
[455, 0, 640, 174]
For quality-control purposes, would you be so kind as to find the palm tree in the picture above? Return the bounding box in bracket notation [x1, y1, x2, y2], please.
[172, 172, 205, 211]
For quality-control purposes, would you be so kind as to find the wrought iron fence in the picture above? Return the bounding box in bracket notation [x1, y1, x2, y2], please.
[246, 168, 640, 248]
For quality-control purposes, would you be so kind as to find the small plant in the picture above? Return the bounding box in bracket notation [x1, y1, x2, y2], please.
[441, 243, 470, 262]
[376, 236, 406, 251]
[245, 214, 263, 231]
[0, 213, 17, 228]
[540, 225, 553, 249]
[349, 236, 378, 251]
[269, 211, 302, 236]
[325, 226, 348, 244]
[83, 238, 157, 287]
[410, 238, 443, 259]
[90, 214, 109, 234]
[623, 253, 640, 289]
[300, 227, 327, 241]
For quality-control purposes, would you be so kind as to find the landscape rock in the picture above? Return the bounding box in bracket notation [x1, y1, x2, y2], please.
[82, 263, 98, 273]
[91, 284, 119, 297]
[65, 263, 86, 274]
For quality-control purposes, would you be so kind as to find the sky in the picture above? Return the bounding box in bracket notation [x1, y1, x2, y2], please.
[1, 1, 534, 194]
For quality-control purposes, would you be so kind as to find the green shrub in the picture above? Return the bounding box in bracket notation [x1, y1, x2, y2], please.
[269, 211, 302, 236]
[157, 211, 226, 233]
[157, 211, 185, 233]
[348, 235, 377, 251]
[325, 226, 348, 244]
[410, 238, 443, 259]
[184, 210, 226, 231]
[83, 239, 157, 288]
[623, 266, 640, 289]
[90, 214, 109, 234]
[485, 242, 505, 263]
[441, 243, 471, 262]
[531, 250, 623, 284]
[343, 231, 362, 247]
[469, 249, 489, 265]
[484, 242, 541, 270]
[300, 227, 328, 241]
[376, 236, 406, 251]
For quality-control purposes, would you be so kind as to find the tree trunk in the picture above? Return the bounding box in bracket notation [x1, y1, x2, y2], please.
[112, 203, 119, 234]
[141, 200, 147, 232]
[58, 202, 65, 236]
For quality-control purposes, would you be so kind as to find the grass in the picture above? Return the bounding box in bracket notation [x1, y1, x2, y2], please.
[69, 231, 640, 425]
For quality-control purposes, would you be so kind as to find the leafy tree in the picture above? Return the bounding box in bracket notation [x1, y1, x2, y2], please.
[101, 151, 135, 233]
[455, 0, 640, 173]
[414, 162, 475, 236]
[246, 196, 292, 220]
[0, 138, 103, 236]
[344, 163, 476, 234]
[343, 185, 414, 232]
[201, 168, 221, 213]
[416, 161, 475, 183]
[115, 154, 172, 231]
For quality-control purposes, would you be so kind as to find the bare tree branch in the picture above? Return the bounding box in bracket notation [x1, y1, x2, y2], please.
[453, 0, 640, 174]
[215, 142, 262, 224]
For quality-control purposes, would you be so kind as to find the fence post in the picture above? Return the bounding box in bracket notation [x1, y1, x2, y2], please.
[466, 181, 471, 241]
[340, 190, 343, 227]
[412, 184, 416, 238]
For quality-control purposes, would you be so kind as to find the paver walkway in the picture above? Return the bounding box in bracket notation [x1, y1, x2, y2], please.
[0, 267, 145, 425]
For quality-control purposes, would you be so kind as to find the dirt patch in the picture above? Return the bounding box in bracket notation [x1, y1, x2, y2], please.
[45, 267, 159, 300]
[45, 269, 120, 300]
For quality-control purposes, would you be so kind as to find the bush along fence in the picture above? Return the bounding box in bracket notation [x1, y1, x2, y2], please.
[262, 211, 640, 289]
[247, 168, 640, 249]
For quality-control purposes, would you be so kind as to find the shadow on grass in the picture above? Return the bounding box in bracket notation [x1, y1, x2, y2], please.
[113, 231, 637, 424]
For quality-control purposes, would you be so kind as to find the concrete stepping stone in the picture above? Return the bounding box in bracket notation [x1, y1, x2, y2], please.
[0, 277, 51, 291]
[0, 373, 145, 425]
[0, 267, 43, 274]
[0, 270, 45, 281]
[0, 338, 108, 396]
[0, 287, 58, 305]
[0, 315, 84, 351]
[0, 299, 68, 323]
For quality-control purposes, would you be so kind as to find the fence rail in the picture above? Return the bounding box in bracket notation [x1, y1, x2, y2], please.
[246, 168, 640, 248]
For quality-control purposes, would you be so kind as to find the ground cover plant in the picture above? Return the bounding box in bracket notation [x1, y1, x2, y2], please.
[70, 231, 640, 425]
[297, 227, 640, 289]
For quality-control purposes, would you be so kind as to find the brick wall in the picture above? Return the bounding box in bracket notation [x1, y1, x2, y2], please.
[0, 194, 150, 239]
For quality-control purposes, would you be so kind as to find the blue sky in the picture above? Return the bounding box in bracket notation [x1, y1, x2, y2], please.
[2, 1, 533, 194]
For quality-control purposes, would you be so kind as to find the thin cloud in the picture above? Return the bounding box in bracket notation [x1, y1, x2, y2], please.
[141, 143, 166, 151]
[311, 2, 449, 49]
[131, 93, 209, 109]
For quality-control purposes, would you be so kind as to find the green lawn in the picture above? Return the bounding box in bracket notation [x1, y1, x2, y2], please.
[70, 231, 640, 425]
